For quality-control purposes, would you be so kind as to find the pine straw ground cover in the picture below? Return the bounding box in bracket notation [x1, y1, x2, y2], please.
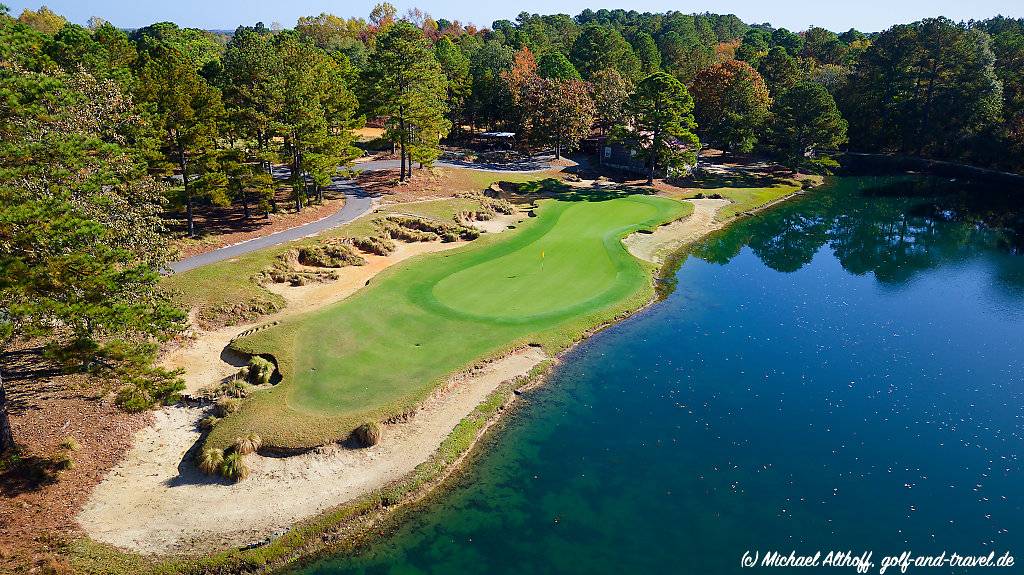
[206, 189, 690, 451]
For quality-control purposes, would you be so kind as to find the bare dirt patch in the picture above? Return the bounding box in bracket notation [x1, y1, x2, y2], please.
[0, 360, 151, 572]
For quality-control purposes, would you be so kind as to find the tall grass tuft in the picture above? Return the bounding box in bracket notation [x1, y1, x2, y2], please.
[234, 432, 263, 456]
[197, 447, 224, 475]
[60, 437, 80, 451]
[199, 415, 221, 431]
[354, 422, 381, 447]
[214, 396, 241, 418]
[220, 451, 250, 482]
[247, 356, 275, 386]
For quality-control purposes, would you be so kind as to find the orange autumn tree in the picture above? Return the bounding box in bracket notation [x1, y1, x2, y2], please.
[689, 59, 771, 153]
[501, 47, 539, 146]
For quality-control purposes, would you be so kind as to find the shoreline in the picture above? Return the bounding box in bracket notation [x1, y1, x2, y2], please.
[69, 194, 791, 574]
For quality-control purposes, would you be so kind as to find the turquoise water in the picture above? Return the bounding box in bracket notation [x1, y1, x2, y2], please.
[298, 175, 1024, 574]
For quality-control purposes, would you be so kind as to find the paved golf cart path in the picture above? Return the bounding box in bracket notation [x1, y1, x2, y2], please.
[168, 156, 557, 273]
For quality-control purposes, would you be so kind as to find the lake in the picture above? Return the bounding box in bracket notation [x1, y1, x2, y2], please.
[297, 174, 1024, 574]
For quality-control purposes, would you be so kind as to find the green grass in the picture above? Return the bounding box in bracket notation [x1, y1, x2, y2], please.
[161, 198, 490, 328]
[710, 184, 801, 220]
[207, 191, 688, 450]
[443, 168, 563, 191]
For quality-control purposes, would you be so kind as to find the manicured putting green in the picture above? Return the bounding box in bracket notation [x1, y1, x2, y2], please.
[210, 193, 689, 450]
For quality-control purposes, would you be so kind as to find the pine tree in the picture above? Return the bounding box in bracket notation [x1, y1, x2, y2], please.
[435, 36, 471, 136]
[362, 21, 450, 181]
[1, 66, 185, 451]
[614, 72, 700, 184]
[768, 81, 848, 172]
[276, 34, 360, 210]
[136, 46, 226, 237]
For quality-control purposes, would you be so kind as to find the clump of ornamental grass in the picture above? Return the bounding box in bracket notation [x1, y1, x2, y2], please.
[197, 447, 224, 475]
[376, 219, 438, 242]
[297, 243, 366, 268]
[384, 215, 479, 242]
[352, 234, 396, 256]
[214, 396, 241, 418]
[219, 451, 250, 482]
[354, 422, 381, 447]
[59, 437, 80, 451]
[220, 377, 250, 398]
[234, 432, 262, 456]
[54, 453, 74, 472]
[199, 415, 221, 431]
[481, 196, 515, 215]
[247, 356, 275, 386]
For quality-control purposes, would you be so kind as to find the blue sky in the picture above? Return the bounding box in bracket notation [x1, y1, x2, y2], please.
[6, 0, 1022, 33]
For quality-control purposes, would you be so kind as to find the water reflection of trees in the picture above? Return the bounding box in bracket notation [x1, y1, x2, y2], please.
[691, 175, 1024, 289]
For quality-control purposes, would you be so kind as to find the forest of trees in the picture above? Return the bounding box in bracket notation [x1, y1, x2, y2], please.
[1, 3, 1023, 452]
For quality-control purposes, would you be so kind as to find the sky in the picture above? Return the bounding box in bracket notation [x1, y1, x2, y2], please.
[6, 0, 1022, 33]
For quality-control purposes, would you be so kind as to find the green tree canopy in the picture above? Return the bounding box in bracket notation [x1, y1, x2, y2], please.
[136, 45, 226, 236]
[570, 24, 640, 81]
[362, 21, 450, 180]
[842, 17, 1003, 161]
[767, 81, 848, 171]
[0, 66, 185, 451]
[758, 46, 800, 95]
[690, 60, 772, 153]
[614, 71, 700, 184]
[435, 36, 472, 132]
[537, 51, 580, 80]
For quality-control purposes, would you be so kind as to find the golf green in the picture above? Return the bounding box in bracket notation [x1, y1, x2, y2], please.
[209, 193, 689, 450]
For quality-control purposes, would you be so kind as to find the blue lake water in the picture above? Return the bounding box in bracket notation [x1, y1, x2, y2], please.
[298, 174, 1024, 574]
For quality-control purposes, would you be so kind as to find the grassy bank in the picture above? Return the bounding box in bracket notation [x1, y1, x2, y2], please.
[208, 189, 689, 451]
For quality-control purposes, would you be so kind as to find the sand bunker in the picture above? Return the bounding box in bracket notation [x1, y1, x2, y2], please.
[624, 198, 729, 263]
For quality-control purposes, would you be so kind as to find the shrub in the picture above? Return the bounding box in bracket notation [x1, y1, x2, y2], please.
[115, 374, 185, 413]
[220, 451, 250, 482]
[197, 447, 224, 474]
[214, 396, 241, 418]
[60, 437, 80, 451]
[352, 234, 395, 256]
[247, 356, 275, 386]
[199, 415, 221, 430]
[353, 422, 381, 447]
[234, 432, 263, 456]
